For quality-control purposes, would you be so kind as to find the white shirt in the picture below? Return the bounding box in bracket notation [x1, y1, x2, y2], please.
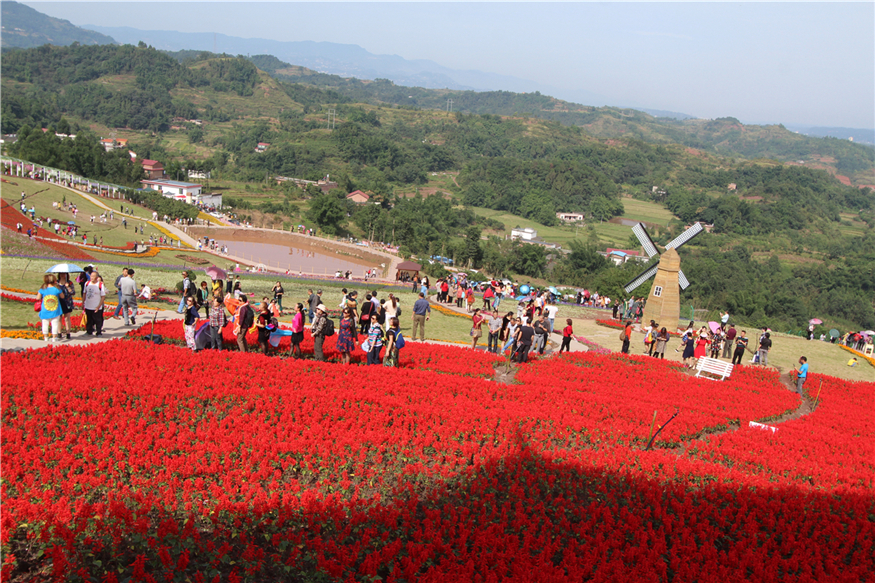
[83, 281, 106, 311]
[137, 286, 152, 300]
[545, 305, 559, 319]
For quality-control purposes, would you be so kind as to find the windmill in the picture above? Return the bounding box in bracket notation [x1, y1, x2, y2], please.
[624, 222, 704, 332]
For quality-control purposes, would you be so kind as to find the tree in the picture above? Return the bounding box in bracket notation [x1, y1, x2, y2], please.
[463, 226, 483, 268]
[511, 243, 547, 278]
[306, 193, 346, 235]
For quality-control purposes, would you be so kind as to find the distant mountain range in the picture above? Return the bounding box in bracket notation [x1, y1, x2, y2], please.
[784, 125, 875, 146]
[82, 24, 614, 108]
[0, 0, 114, 48]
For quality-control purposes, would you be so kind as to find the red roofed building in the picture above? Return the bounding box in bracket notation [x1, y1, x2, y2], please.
[140, 159, 165, 180]
[346, 190, 370, 204]
[604, 248, 646, 266]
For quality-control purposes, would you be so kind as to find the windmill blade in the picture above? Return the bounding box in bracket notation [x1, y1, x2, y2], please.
[624, 263, 659, 295]
[665, 222, 704, 250]
[678, 270, 691, 290]
[632, 223, 660, 258]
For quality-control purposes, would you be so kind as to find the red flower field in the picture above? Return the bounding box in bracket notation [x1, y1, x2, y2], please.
[1, 337, 872, 581]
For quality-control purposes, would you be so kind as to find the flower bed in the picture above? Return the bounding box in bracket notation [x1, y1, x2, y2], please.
[1, 342, 872, 581]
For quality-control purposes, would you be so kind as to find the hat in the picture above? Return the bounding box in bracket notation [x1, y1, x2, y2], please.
[316, 304, 327, 312]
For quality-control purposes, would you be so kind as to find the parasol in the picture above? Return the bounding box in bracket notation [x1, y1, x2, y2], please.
[205, 265, 227, 280]
[809, 318, 823, 325]
[46, 263, 84, 274]
[708, 321, 721, 333]
[829, 329, 840, 338]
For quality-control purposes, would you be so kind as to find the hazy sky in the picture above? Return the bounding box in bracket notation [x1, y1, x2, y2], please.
[23, 1, 875, 128]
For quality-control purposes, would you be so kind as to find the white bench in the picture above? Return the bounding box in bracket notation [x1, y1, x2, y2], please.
[695, 357, 733, 381]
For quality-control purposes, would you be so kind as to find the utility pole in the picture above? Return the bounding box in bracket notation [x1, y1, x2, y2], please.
[327, 109, 336, 130]
[446, 99, 453, 114]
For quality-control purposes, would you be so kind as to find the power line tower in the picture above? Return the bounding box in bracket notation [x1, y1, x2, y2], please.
[327, 109, 336, 130]
[446, 99, 454, 114]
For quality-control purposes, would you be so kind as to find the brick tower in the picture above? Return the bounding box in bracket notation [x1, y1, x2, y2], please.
[642, 247, 681, 333]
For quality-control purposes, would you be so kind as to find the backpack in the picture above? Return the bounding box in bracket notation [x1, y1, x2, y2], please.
[324, 317, 335, 337]
[395, 330, 406, 349]
[645, 331, 653, 344]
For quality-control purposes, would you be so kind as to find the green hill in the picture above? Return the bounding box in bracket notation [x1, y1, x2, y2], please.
[2, 43, 874, 330]
[245, 54, 875, 187]
[0, 0, 116, 48]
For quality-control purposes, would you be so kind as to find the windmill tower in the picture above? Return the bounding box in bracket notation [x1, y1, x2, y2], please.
[624, 222, 704, 332]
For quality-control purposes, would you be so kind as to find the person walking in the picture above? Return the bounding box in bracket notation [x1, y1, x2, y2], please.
[412, 292, 430, 341]
[794, 356, 808, 394]
[209, 297, 226, 351]
[310, 304, 329, 361]
[621, 320, 632, 354]
[365, 314, 384, 365]
[732, 331, 749, 366]
[37, 274, 64, 346]
[653, 327, 669, 359]
[235, 296, 254, 352]
[183, 296, 200, 352]
[119, 269, 138, 326]
[559, 318, 574, 354]
[82, 270, 106, 336]
[336, 306, 358, 364]
[112, 268, 129, 320]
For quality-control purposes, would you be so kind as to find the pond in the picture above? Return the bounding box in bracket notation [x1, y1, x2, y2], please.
[213, 238, 381, 277]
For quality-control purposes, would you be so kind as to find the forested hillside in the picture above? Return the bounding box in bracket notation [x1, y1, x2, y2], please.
[247, 54, 875, 186]
[2, 43, 874, 329]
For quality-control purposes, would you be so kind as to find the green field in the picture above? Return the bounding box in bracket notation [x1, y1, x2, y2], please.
[619, 197, 676, 226]
[471, 196, 679, 248]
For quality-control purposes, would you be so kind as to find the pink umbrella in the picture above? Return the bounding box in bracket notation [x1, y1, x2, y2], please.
[708, 321, 721, 333]
[809, 318, 823, 325]
[205, 265, 227, 280]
